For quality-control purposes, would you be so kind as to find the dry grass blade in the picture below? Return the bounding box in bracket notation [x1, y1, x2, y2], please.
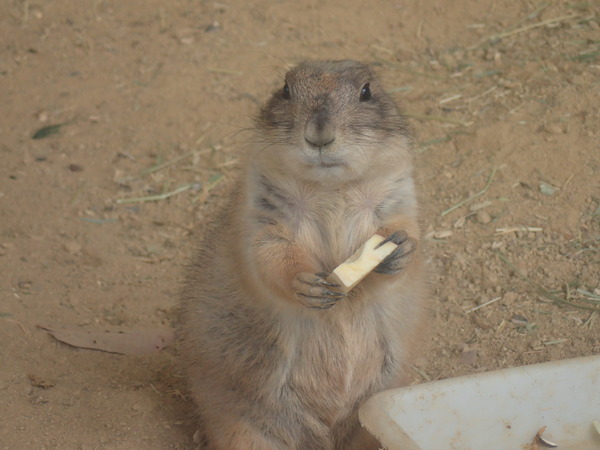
[577, 289, 600, 300]
[196, 174, 224, 203]
[495, 226, 543, 235]
[515, 1, 551, 25]
[388, 86, 413, 93]
[38, 325, 175, 355]
[496, 252, 600, 312]
[441, 167, 497, 216]
[116, 183, 198, 204]
[542, 339, 568, 346]
[207, 67, 242, 75]
[576, 289, 600, 307]
[465, 296, 502, 313]
[377, 58, 445, 80]
[439, 94, 462, 104]
[405, 112, 472, 127]
[139, 145, 204, 177]
[471, 13, 579, 49]
[582, 311, 596, 328]
[418, 136, 451, 153]
[410, 365, 431, 382]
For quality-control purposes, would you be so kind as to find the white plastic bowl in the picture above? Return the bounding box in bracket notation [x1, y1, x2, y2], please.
[359, 355, 600, 450]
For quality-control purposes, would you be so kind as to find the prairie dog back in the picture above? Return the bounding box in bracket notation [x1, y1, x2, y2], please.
[179, 60, 426, 450]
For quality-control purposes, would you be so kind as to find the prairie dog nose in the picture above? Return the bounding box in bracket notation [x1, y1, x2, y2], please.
[305, 110, 336, 148]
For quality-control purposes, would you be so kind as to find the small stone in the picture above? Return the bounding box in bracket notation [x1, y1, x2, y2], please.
[68, 163, 84, 172]
[28, 374, 54, 389]
[539, 181, 559, 196]
[511, 314, 528, 326]
[500, 78, 521, 89]
[440, 53, 457, 68]
[37, 111, 49, 122]
[515, 264, 528, 278]
[481, 268, 499, 289]
[64, 240, 82, 255]
[453, 216, 466, 229]
[471, 314, 492, 330]
[476, 210, 491, 224]
[460, 346, 478, 365]
[469, 201, 492, 211]
[545, 123, 564, 135]
[205, 21, 220, 32]
[433, 230, 453, 239]
[429, 60, 442, 71]
[503, 292, 518, 305]
[491, 240, 504, 250]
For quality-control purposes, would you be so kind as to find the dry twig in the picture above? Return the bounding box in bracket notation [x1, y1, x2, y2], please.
[471, 13, 579, 49]
[441, 167, 497, 216]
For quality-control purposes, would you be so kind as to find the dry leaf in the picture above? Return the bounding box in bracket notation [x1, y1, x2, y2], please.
[28, 374, 54, 389]
[38, 325, 175, 355]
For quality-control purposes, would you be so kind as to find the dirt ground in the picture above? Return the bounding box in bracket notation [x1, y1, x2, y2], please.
[1, 0, 599, 448]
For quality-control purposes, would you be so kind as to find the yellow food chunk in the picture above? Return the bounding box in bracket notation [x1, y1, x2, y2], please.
[328, 234, 398, 292]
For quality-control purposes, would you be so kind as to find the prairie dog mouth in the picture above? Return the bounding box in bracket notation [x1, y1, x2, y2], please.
[302, 146, 344, 168]
[318, 160, 343, 168]
[304, 154, 344, 168]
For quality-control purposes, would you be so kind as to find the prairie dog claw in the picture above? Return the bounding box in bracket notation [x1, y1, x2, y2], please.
[374, 232, 416, 275]
[293, 272, 346, 309]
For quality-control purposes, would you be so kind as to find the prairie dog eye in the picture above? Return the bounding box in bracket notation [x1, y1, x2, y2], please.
[282, 82, 291, 99]
[359, 83, 372, 102]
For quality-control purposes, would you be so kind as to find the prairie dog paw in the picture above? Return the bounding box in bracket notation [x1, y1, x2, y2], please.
[292, 272, 346, 309]
[374, 231, 416, 275]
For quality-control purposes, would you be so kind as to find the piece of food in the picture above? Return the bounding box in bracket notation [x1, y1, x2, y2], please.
[532, 426, 557, 449]
[328, 234, 398, 292]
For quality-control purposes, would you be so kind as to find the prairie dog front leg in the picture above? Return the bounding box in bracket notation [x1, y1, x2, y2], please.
[374, 231, 417, 275]
[249, 221, 346, 308]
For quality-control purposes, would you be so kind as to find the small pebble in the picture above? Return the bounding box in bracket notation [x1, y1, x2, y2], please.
[433, 230, 453, 239]
[477, 210, 491, 224]
[470, 200, 492, 211]
[545, 123, 564, 135]
[453, 216, 465, 229]
[64, 240, 82, 255]
[502, 292, 518, 305]
[68, 164, 84, 172]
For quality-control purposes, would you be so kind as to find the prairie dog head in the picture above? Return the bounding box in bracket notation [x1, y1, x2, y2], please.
[255, 60, 412, 185]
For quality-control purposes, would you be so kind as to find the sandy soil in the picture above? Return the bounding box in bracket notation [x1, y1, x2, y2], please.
[1, 0, 598, 448]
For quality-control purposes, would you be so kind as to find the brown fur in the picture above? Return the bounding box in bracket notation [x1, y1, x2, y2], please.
[178, 60, 427, 449]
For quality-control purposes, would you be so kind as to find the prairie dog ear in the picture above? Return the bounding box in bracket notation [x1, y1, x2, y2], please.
[328, 234, 398, 292]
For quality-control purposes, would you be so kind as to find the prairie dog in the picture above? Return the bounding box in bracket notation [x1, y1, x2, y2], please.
[178, 60, 427, 450]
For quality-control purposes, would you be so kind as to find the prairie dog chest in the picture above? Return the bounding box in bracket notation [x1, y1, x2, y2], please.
[251, 171, 414, 269]
[295, 178, 410, 268]
[292, 185, 381, 270]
